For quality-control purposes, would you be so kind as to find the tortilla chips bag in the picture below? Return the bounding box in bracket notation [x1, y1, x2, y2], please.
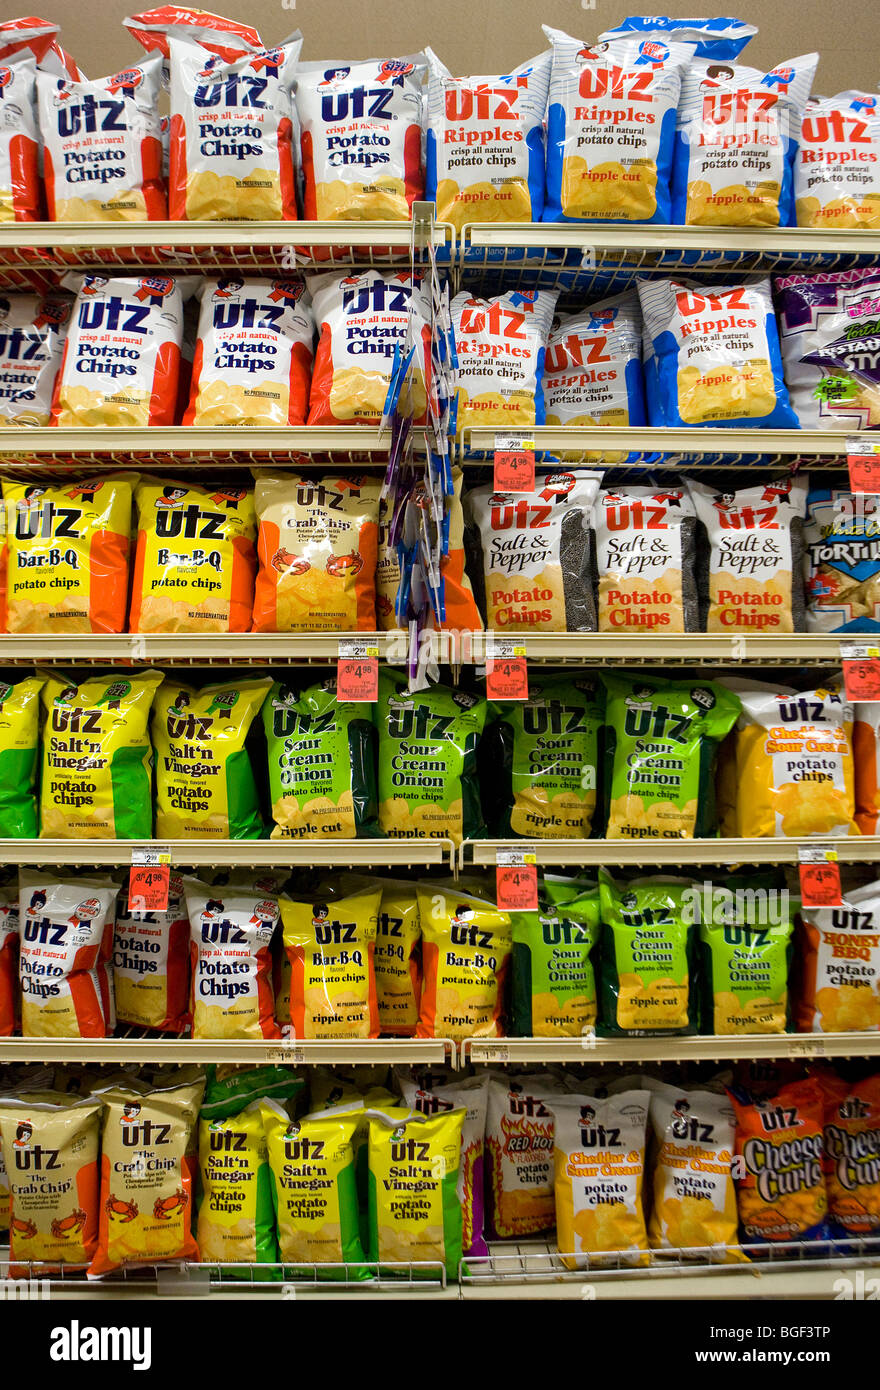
[699, 888, 794, 1035]
[39, 669, 162, 839]
[796, 92, 880, 228]
[114, 870, 191, 1034]
[262, 1101, 365, 1271]
[18, 873, 117, 1038]
[596, 485, 698, 633]
[0, 676, 42, 837]
[804, 487, 880, 633]
[415, 885, 510, 1041]
[185, 879, 280, 1040]
[197, 1101, 277, 1269]
[776, 268, 880, 430]
[280, 885, 381, 1040]
[819, 1071, 880, 1239]
[0, 294, 70, 426]
[367, 1105, 464, 1279]
[598, 872, 699, 1035]
[511, 879, 600, 1037]
[796, 882, 880, 1033]
[452, 287, 558, 432]
[648, 1082, 740, 1255]
[729, 1078, 829, 1244]
[0, 55, 39, 222]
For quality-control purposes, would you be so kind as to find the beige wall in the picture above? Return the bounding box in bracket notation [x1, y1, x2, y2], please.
[31, 0, 880, 95]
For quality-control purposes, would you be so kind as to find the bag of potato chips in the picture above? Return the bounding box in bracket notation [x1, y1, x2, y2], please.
[124, 6, 264, 59]
[39, 669, 162, 840]
[776, 268, 880, 430]
[0, 294, 70, 425]
[452, 287, 558, 432]
[280, 885, 380, 1040]
[796, 93, 880, 229]
[113, 870, 191, 1034]
[511, 880, 600, 1037]
[200, 1063, 304, 1121]
[252, 472, 381, 632]
[804, 487, 880, 632]
[595, 485, 698, 633]
[699, 885, 793, 1035]
[729, 1078, 829, 1244]
[397, 1074, 489, 1258]
[367, 1104, 464, 1279]
[415, 885, 510, 1041]
[0, 882, 18, 1035]
[544, 292, 646, 431]
[485, 1073, 566, 1240]
[818, 1071, 880, 1239]
[185, 879, 280, 1040]
[0, 55, 39, 223]
[648, 1082, 739, 1256]
[855, 703, 880, 833]
[197, 1101, 278, 1270]
[796, 883, 880, 1033]
[598, 872, 699, 1035]
[18, 873, 117, 1037]
[598, 16, 756, 60]
[1, 475, 134, 633]
[374, 880, 421, 1037]
[0, 676, 42, 837]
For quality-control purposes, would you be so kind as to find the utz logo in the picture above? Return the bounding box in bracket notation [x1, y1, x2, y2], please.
[68, 898, 102, 928]
[576, 44, 610, 62]
[268, 281, 305, 304]
[762, 65, 795, 92]
[0, 67, 13, 94]
[198, 56, 223, 80]
[106, 67, 143, 96]
[81, 275, 109, 296]
[318, 66, 351, 89]
[249, 49, 283, 76]
[851, 95, 878, 114]
[634, 39, 670, 67]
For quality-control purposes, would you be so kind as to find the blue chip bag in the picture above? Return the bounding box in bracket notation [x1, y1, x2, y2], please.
[805, 487, 880, 632]
[598, 16, 757, 62]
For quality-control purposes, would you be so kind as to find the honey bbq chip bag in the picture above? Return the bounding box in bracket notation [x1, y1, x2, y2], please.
[415, 885, 511, 1042]
[452, 287, 557, 432]
[2, 474, 134, 634]
[184, 879, 280, 1040]
[366, 1105, 464, 1279]
[184, 278, 314, 427]
[295, 56, 426, 222]
[0, 883, 18, 1035]
[90, 1073, 206, 1275]
[17, 873, 117, 1038]
[601, 671, 740, 840]
[795, 882, 880, 1033]
[0, 294, 70, 426]
[728, 1078, 829, 1244]
[397, 1072, 489, 1258]
[262, 1101, 365, 1272]
[796, 92, 880, 228]
[647, 1082, 740, 1255]
[113, 870, 191, 1033]
[544, 291, 646, 432]
[698, 886, 794, 1035]
[818, 1071, 880, 1239]
[197, 1101, 278, 1270]
[252, 471, 381, 632]
[130, 478, 257, 633]
[804, 487, 880, 632]
[425, 48, 551, 229]
[595, 484, 698, 634]
[0, 55, 39, 222]
[280, 885, 381, 1041]
[598, 872, 699, 1036]
[0, 675, 42, 837]
[510, 878, 600, 1037]
[39, 669, 162, 840]
[485, 1073, 567, 1240]
[775, 268, 880, 430]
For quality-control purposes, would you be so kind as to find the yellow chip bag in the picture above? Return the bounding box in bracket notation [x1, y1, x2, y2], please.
[281, 886, 381, 1040]
[647, 1082, 740, 1257]
[374, 880, 421, 1037]
[367, 1105, 465, 1280]
[415, 886, 511, 1042]
[262, 1101, 365, 1272]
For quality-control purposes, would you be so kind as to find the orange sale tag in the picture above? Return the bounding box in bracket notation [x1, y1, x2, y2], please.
[842, 644, 880, 702]
[798, 848, 842, 909]
[487, 641, 528, 700]
[130, 848, 171, 914]
[847, 437, 880, 495]
[496, 847, 538, 910]
[494, 433, 536, 492]
[337, 642, 379, 703]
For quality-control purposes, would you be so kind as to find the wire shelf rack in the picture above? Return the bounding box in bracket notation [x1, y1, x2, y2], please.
[462, 1031, 880, 1066]
[458, 427, 866, 467]
[0, 1034, 455, 1065]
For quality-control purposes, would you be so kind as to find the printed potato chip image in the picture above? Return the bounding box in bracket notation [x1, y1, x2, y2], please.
[796, 882, 880, 1032]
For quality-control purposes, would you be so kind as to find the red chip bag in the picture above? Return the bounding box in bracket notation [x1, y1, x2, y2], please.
[0, 887, 18, 1036]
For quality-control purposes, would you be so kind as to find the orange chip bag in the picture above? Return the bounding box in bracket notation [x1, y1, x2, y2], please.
[377, 466, 482, 633]
[18, 874, 117, 1039]
[795, 882, 880, 1033]
[729, 1078, 829, 1244]
[818, 1072, 880, 1239]
[114, 871, 191, 1034]
[854, 703, 880, 834]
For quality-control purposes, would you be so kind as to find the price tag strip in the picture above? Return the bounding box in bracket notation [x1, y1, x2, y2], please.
[847, 436, 880, 495]
[841, 642, 880, 703]
[798, 846, 843, 909]
[496, 846, 538, 911]
[129, 846, 172, 914]
[486, 636, 528, 700]
[494, 432, 536, 492]
[337, 640, 379, 703]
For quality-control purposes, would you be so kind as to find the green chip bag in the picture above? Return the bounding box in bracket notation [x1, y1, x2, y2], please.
[598, 870, 699, 1036]
[196, 1101, 278, 1276]
[262, 677, 378, 840]
[366, 1104, 464, 1280]
[482, 674, 604, 838]
[0, 675, 43, 837]
[376, 671, 487, 844]
[201, 1065, 306, 1122]
[601, 672, 740, 840]
[697, 878, 794, 1036]
[511, 880, 600, 1038]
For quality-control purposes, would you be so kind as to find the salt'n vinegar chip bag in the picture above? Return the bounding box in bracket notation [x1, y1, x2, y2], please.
[0, 57, 40, 221]
[452, 287, 557, 432]
[796, 92, 880, 228]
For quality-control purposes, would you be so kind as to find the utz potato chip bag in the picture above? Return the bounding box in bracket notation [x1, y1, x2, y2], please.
[184, 278, 314, 427]
[52, 273, 189, 428]
[252, 472, 381, 632]
[281, 886, 380, 1040]
[855, 703, 880, 834]
[728, 1078, 829, 1244]
[0, 56, 39, 222]
[818, 1072, 880, 1239]
[698, 888, 794, 1035]
[0, 676, 42, 837]
[262, 1102, 365, 1272]
[452, 287, 557, 432]
[689, 477, 807, 633]
[398, 1073, 489, 1258]
[598, 16, 756, 60]
[130, 479, 257, 633]
[796, 93, 880, 228]
[377, 466, 482, 633]
[168, 36, 300, 221]
[197, 1102, 277, 1269]
[18, 874, 116, 1037]
[511, 881, 600, 1037]
[36, 56, 165, 220]
[425, 48, 551, 229]
[262, 677, 378, 840]
[638, 276, 796, 428]
[113, 871, 190, 1034]
[485, 1074, 567, 1239]
[185, 880, 280, 1040]
[151, 676, 270, 839]
[2, 475, 134, 634]
[481, 674, 603, 838]
[200, 1064, 304, 1122]
[123, 6, 264, 58]
[377, 672, 487, 844]
[544, 292, 646, 431]
[367, 1105, 464, 1278]
[90, 1074, 205, 1275]
[805, 488, 880, 633]
[796, 883, 880, 1032]
[295, 56, 425, 222]
[464, 470, 602, 633]
[0, 17, 82, 81]
[550, 1090, 650, 1268]
[39, 670, 162, 839]
[415, 885, 510, 1041]
[0, 884, 18, 1035]
[595, 485, 698, 634]
[598, 873, 699, 1035]
[648, 1082, 739, 1254]
[0, 1095, 100, 1271]
[601, 672, 740, 840]
[776, 268, 880, 430]
[374, 880, 421, 1037]
[0, 294, 70, 426]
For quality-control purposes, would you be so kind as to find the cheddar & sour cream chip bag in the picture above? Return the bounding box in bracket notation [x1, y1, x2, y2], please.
[185, 879, 280, 1040]
[648, 1082, 740, 1255]
[796, 883, 880, 1033]
[596, 485, 697, 634]
[0, 56, 39, 222]
[550, 1090, 650, 1268]
[796, 92, 880, 228]
[0, 294, 70, 426]
[367, 1105, 464, 1279]
[0, 1094, 100, 1271]
[281, 885, 380, 1040]
[415, 885, 510, 1041]
[452, 287, 557, 432]
[18, 873, 116, 1038]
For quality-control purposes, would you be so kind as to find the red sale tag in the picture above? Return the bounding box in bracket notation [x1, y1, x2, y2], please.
[841, 644, 880, 702]
[496, 848, 538, 910]
[798, 859, 843, 909]
[847, 437, 880, 494]
[129, 849, 171, 914]
[486, 642, 528, 700]
[337, 642, 379, 703]
[494, 433, 536, 492]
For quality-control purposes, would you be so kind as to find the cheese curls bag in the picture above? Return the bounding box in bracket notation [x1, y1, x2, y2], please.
[367, 1105, 464, 1279]
[18, 874, 117, 1038]
[544, 292, 646, 435]
[776, 268, 880, 430]
[295, 56, 425, 222]
[307, 271, 429, 426]
[796, 93, 880, 228]
[415, 885, 510, 1041]
[728, 1078, 829, 1244]
[151, 676, 270, 839]
[647, 1082, 740, 1257]
[638, 276, 796, 428]
[262, 1102, 365, 1274]
[452, 287, 557, 432]
[804, 487, 880, 633]
[0, 1095, 100, 1272]
[184, 278, 314, 427]
[598, 873, 699, 1035]
[0, 676, 42, 837]
[39, 670, 162, 840]
[795, 883, 880, 1033]
[113, 871, 191, 1034]
[510, 881, 600, 1038]
[485, 1073, 567, 1239]
[397, 1073, 489, 1257]
[197, 1101, 278, 1271]
[855, 704, 880, 834]
[281, 886, 380, 1041]
[543, 28, 691, 225]
[425, 48, 551, 229]
[52, 273, 190, 428]
[252, 471, 381, 633]
[185, 879, 280, 1040]
[90, 1073, 205, 1276]
[168, 36, 300, 221]
[598, 17, 757, 61]
[0, 56, 39, 221]
[688, 477, 807, 634]
[0, 884, 18, 1035]
[673, 53, 818, 227]
[0, 294, 70, 426]
[130, 479, 257, 633]
[596, 485, 698, 634]
[2, 474, 134, 633]
[818, 1072, 880, 1239]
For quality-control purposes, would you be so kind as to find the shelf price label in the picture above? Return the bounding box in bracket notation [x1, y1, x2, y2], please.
[496, 846, 538, 910]
[129, 846, 172, 914]
[494, 432, 536, 492]
[798, 846, 842, 909]
[486, 637, 528, 700]
[337, 641, 379, 703]
[847, 436, 880, 494]
[841, 643, 880, 702]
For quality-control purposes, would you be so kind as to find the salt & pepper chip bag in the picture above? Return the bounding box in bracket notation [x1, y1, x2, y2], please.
[113, 870, 191, 1034]
[425, 48, 551, 229]
[39, 669, 162, 840]
[544, 291, 646, 431]
[397, 1073, 489, 1258]
[775, 268, 880, 430]
[728, 1078, 829, 1244]
[698, 889, 794, 1035]
[672, 53, 818, 227]
[795, 883, 880, 1033]
[647, 1082, 740, 1255]
[855, 703, 880, 834]
[184, 879, 280, 1040]
[367, 1105, 464, 1279]
[598, 873, 699, 1035]
[295, 56, 426, 222]
[550, 1090, 650, 1268]
[262, 1101, 365, 1272]
[197, 1101, 278, 1270]
[184, 278, 314, 426]
[510, 881, 600, 1037]
[415, 885, 510, 1041]
[0, 56, 40, 221]
[0, 294, 70, 426]
[18, 873, 117, 1038]
[1, 474, 134, 634]
[818, 1071, 880, 1239]
[0, 676, 43, 837]
[804, 488, 880, 632]
[638, 276, 797, 428]
[796, 92, 880, 228]
[595, 485, 698, 633]
[452, 287, 557, 432]
[281, 886, 380, 1041]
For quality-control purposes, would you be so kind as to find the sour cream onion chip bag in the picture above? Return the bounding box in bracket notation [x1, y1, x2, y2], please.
[452, 287, 557, 432]
[796, 92, 880, 228]
[0, 294, 70, 426]
[818, 1072, 880, 1238]
[511, 880, 600, 1037]
[262, 1102, 365, 1271]
[185, 880, 280, 1040]
[113, 870, 191, 1034]
[638, 276, 796, 428]
[673, 53, 818, 227]
[598, 873, 699, 1034]
[0, 56, 39, 221]
[796, 883, 880, 1033]
[775, 268, 880, 430]
[397, 1073, 489, 1258]
[18, 873, 116, 1038]
[647, 1082, 739, 1255]
[0, 676, 42, 838]
[728, 1078, 829, 1244]
[699, 891, 793, 1035]
[280, 885, 380, 1040]
[595, 485, 698, 633]
[367, 1105, 464, 1278]
[544, 291, 646, 430]
[184, 277, 314, 427]
[805, 488, 880, 633]
[296, 56, 425, 222]
[415, 885, 510, 1041]
[425, 48, 551, 229]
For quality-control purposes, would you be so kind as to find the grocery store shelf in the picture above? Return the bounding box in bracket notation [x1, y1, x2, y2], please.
[0, 632, 406, 665]
[439, 632, 849, 665]
[460, 424, 863, 464]
[0, 1037, 453, 1065]
[0, 838, 455, 868]
[462, 836, 880, 868]
[0, 426, 395, 468]
[463, 1032, 879, 1066]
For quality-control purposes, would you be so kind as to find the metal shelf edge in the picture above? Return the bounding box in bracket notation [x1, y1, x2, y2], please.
[463, 837, 880, 867]
[463, 1032, 879, 1065]
[462, 425, 864, 457]
[0, 1037, 454, 1064]
[0, 838, 455, 868]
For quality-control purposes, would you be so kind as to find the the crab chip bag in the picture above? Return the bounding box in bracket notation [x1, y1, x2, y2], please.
[0, 294, 71, 426]
[728, 1078, 830, 1244]
[485, 1073, 568, 1239]
[184, 879, 280, 1041]
[601, 672, 741, 840]
[113, 871, 191, 1034]
[367, 1104, 464, 1279]
[647, 1082, 740, 1258]
[776, 268, 880, 431]
[0, 1094, 101, 1272]
[796, 93, 880, 229]
[374, 880, 421, 1036]
[130, 479, 257, 632]
[252, 472, 381, 632]
[818, 1071, 880, 1239]
[595, 485, 698, 633]
[262, 677, 378, 840]
[90, 1072, 206, 1276]
[0, 55, 39, 223]
[804, 487, 880, 632]
[598, 873, 699, 1036]
[196, 1100, 278, 1273]
[0, 883, 18, 1035]
[699, 885, 794, 1035]
[280, 885, 380, 1040]
[452, 288, 557, 432]
[795, 882, 880, 1033]
[415, 886, 511, 1042]
[0, 676, 42, 837]
[1, 474, 135, 634]
[550, 1090, 650, 1269]
[397, 1073, 489, 1258]
[481, 674, 603, 839]
[377, 672, 488, 844]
